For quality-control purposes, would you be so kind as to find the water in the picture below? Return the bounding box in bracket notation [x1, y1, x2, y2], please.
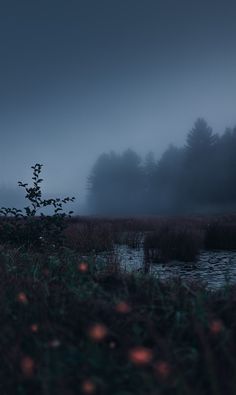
[113, 244, 236, 289]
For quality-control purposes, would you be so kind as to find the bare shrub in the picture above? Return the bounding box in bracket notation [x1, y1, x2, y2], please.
[64, 221, 114, 253]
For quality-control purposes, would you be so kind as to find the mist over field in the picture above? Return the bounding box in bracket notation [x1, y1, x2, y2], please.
[87, 119, 236, 215]
[2, 4, 236, 393]
[1, 0, 236, 215]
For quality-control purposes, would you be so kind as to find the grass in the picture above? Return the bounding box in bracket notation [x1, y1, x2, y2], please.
[144, 227, 203, 263]
[2, 164, 236, 393]
[63, 214, 236, 258]
[0, 244, 236, 394]
[1, 214, 236, 394]
[205, 221, 236, 250]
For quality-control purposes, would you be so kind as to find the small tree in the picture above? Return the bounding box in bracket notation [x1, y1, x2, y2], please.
[184, 119, 219, 206]
[0, 164, 75, 249]
[186, 118, 217, 153]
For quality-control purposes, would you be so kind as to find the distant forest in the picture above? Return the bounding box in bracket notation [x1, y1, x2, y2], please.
[87, 118, 236, 215]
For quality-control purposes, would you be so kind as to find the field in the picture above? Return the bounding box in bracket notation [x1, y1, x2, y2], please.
[0, 215, 236, 394]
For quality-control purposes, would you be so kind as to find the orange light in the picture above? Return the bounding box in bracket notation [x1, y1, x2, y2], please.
[154, 361, 171, 379]
[21, 356, 35, 377]
[115, 301, 131, 314]
[88, 323, 108, 342]
[81, 379, 96, 394]
[30, 324, 38, 333]
[209, 319, 223, 334]
[128, 346, 153, 365]
[17, 292, 28, 304]
[78, 262, 89, 272]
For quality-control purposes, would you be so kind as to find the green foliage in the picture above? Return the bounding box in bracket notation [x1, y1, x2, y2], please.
[0, 163, 75, 249]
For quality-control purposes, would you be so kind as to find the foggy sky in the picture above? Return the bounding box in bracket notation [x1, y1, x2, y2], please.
[1, 0, 236, 211]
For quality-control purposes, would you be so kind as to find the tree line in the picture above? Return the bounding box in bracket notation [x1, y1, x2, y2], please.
[87, 118, 236, 215]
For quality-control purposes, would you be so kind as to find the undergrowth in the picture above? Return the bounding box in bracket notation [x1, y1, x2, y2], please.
[0, 164, 75, 250]
[0, 167, 236, 394]
[0, 247, 235, 394]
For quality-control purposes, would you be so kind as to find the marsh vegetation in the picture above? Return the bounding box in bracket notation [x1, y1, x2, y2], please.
[1, 166, 236, 394]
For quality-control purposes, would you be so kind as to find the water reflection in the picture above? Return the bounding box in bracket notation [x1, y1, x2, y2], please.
[114, 245, 236, 290]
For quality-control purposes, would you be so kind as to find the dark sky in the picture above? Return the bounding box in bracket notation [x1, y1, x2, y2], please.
[1, 0, 236, 209]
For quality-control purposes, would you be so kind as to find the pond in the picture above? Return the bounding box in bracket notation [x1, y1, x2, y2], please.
[112, 244, 236, 289]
